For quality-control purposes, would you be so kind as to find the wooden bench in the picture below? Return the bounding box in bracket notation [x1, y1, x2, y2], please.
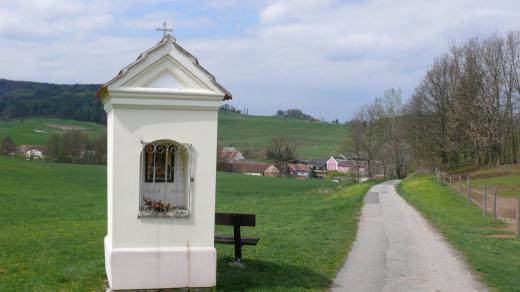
[214, 213, 259, 263]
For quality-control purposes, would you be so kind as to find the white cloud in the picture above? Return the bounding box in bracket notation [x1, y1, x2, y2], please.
[184, 0, 520, 119]
[1, 0, 520, 120]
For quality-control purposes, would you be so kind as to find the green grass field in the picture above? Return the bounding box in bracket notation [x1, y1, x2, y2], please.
[398, 174, 520, 291]
[0, 157, 374, 291]
[0, 118, 106, 145]
[1, 112, 346, 160]
[218, 111, 347, 160]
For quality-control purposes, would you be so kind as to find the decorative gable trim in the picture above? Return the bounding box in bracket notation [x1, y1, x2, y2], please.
[96, 35, 231, 101]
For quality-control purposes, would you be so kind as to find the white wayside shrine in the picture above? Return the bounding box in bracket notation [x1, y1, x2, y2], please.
[97, 30, 231, 290]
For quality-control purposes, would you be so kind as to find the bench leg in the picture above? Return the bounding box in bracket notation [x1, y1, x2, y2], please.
[233, 223, 242, 263]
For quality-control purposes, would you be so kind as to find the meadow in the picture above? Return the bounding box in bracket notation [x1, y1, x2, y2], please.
[217, 111, 347, 160]
[1, 113, 347, 160]
[0, 118, 106, 145]
[0, 157, 373, 291]
[398, 174, 520, 291]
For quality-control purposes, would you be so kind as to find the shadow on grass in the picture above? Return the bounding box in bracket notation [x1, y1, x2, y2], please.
[216, 257, 331, 291]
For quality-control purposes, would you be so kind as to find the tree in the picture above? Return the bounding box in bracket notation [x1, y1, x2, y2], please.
[92, 131, 107, 164]
[46, 131, 106, 164]
[275, 109, 318, 121]
[46, 133, 62, 162]
[345, 102, 382, 179]
[377, 88, 406, 178]
[403, 30, 520, 170]
[267, 136, 296, 176]
[0, 136, 15, 156]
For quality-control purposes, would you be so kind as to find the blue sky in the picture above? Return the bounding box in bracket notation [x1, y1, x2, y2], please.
[1, 0, 520, 120]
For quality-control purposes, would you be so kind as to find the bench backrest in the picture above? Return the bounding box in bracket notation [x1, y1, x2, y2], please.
[215, 213, 256, 227]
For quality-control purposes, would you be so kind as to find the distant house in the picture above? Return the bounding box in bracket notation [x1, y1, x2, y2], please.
[309, 160, 327, 170]
[17, 144, 46, 153]
[18, 144, 46, 160]
[327, 155, 367, 174]
[327, 155, 346, 171]
[25, 149, 44, 160]
[336, 160, 355, 173]
[288, 163, 309, 178]
[264, 164, 281, 177]
[220, 146, 245, 163]
[230, 161, 280, 176]
[308, 160, 327, 178]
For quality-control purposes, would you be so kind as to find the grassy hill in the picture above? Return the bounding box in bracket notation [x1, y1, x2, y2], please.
[0, 157, 374, 291]
[1, 113, 346, 160]
[0, 78, 347, 159]
[218, 111, 347, 160]
[0, 117, 105, 145]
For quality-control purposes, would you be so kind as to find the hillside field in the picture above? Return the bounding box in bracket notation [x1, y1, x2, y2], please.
[0, 118, 105, 145]
[0, 157, 374, 291]
[218, 111, 347, 160]
[0, 112, 347, 160]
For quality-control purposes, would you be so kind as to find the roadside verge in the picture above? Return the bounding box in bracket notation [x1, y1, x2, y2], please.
[397, 174, 520, 291]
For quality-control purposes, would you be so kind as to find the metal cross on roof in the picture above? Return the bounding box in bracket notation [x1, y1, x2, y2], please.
[156, 21, 173, 37]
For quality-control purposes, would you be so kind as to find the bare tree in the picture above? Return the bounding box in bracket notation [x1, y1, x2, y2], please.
[346, 103, 382, 178]
[376, 88, 406, 178]
[0, 136, 15, 156]
[404, 30, 520, 170]
[267, 136, 296, 176]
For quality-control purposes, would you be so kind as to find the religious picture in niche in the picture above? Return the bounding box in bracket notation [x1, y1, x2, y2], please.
[144, 143, 175, 182]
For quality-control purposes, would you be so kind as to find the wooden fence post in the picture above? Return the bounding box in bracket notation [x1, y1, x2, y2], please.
[459, 175, 462, 195]
[483, 185, 487, 216]
[493, 188, 497, 224]
[467, 176, 471, 204]
[449, 175, 452, 186]
[516, 197, 520, 238]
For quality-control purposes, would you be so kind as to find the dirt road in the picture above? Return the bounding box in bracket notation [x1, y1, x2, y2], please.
[331, 180, 487, 292]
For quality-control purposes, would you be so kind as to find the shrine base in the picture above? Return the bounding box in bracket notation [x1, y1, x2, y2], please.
[104, 236, 216, 290]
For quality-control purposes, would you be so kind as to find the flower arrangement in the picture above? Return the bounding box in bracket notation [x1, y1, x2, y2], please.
[143, 196, 174, 213]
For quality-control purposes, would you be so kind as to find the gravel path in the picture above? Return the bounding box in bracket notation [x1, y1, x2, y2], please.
[331, 180, 487, 292]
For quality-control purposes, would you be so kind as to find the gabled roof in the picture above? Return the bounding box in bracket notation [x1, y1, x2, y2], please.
[288, 163, 309, 172]
[338, 160, 367, 168]
[96, 35, 231, 100]
[331, 155, 347, 161]
[230, 161, 272, 173]
[220, 150, 244, 161]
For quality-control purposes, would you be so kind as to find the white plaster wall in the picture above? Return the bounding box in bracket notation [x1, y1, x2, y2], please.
[108, 107, 217, 248]
[107, 110, 114, 239]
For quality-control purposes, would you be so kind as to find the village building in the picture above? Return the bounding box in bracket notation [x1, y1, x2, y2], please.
[230, 160, 280, 176]
[309, 160, 327, 178]
[219, 146, 245, 163]
[17, 144, 46, 159]
[327, 155, 367, 175]
[288, 163, 310, 178]
[326, 155, 345, 171]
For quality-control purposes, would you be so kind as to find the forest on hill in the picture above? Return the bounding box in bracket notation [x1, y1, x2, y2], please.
[0, 79, 105, 124]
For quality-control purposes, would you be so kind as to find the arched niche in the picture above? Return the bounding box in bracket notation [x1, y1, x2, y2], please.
[138, 139, 193, 218]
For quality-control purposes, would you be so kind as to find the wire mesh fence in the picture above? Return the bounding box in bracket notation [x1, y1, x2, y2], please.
[435, 169, 520, 237]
